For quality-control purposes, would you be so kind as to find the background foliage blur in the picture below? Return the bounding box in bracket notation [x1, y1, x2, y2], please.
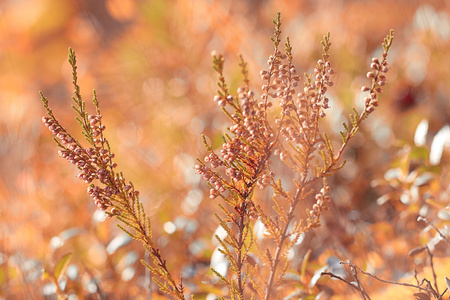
[1, 0, 449, 298]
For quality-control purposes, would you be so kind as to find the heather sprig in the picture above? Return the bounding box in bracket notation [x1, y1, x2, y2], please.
[196, 50, 276, 299]
[41, 48, 185, 300]
[41, 12, 394, 299]
[331, 29, 394, 172]
[197, 13, 394, 299]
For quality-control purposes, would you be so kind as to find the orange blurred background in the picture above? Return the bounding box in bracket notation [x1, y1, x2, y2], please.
[1, 0, 449, 298]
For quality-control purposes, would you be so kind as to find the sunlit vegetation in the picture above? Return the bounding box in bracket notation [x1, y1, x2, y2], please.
[1, 1, 450, 299]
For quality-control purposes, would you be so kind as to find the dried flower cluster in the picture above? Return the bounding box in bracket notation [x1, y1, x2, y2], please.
[41, 13, 394, 300]
[41, 113, 120, 211]
[363, 57, 389, 112]
[196, 13, 393, 299]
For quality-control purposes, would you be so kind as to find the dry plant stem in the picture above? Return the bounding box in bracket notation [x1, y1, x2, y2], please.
[350, 264, 371, 300]
[426, 246, 439, 296]
[323, 269, 372, 300]
[418, 216, 450, 247]
[236, 207, 248, 299]
[439, 288, 449, 299]
[340, 261, 432, 294]
[264, 187, 303, 300]
[321, 263, 436, 298]
[414, 269, 421, 286]
[413, 268, 447, 299]
[320, 272, 362, 293]
[322, 265, 372, 300]
[144, 251, 152, 300]
[141, 236, 185, 299]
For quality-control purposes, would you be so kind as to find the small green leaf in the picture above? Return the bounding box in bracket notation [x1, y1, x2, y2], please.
[54, 253, 72, 281]
[409, 146, 429, 160]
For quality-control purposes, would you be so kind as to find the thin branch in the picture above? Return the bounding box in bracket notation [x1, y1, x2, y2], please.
[341, 262, 431, 294]
[425, 246, 439, 296]
[417, 216, 450, 247]
[349, 264, 371, 300]
[321, 271, 367, 296]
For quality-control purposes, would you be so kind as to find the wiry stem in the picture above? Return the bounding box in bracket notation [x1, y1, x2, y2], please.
[236, 208, 246, 299]
[264, 189, 299, 300]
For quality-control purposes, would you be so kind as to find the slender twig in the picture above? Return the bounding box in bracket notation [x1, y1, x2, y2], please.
[341, 262, 431, 293]
[425, 246, 439, 296]
[438, 287, 448, 299]
[420, 278, 439, 298]
[264, 192, 299, 300]
[414, 269, 420, 286]
[321, 272, 361, 292]
[417, 216, 450, 246]
[349, 264, 371, 300]
[145, 251, 152, 300]
[236, 209, 247, 299]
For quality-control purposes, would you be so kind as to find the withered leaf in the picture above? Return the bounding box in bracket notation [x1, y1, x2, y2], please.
[413, 292, 430, 300]
[408, 246, 426, 257]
